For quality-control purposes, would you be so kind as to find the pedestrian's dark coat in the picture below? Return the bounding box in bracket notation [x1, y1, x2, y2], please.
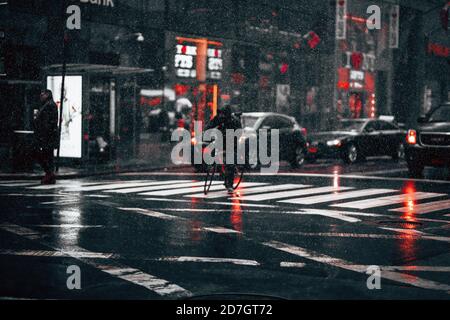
[33, 99, 59, 149]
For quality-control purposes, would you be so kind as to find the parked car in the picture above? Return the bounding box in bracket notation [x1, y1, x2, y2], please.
[307, 118, 406, 164]
[192, 112, 308, 171]
[405, 103, 450, 177]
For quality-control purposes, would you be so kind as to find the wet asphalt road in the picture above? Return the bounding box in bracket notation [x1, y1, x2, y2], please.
[0, 158, 449, 300]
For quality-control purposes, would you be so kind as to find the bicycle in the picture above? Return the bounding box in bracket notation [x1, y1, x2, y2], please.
[203, 149, 245, 195]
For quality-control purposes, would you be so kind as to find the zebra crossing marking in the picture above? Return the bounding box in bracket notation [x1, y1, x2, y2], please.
[113, 181, 223, 195]
[118, 207, 184, 221]
[157, 256, 260, 266]
[234, 186, 353, 202]
[104, 180, 197, 194]
[2, 178, 449, 218]
[139, 182, 266, 197]
[289, 209, 383, 223]
[332, 192, 446, 209]
[29, 181, 115, 190]
[390, 199, 450, 214]
[280, 188, 397, 205]
[0, 182, 39, 187]
[63, 180, 158, 192]
[187, 184, 309, 199]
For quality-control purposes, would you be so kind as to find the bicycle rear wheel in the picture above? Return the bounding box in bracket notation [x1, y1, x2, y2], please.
[204, 165, 216, 195]
[232, 165, 245, 190]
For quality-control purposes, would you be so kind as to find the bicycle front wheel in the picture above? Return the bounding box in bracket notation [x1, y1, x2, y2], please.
[204, 165, 216, 195]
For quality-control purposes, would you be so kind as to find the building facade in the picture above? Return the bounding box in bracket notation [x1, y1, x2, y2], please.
[0, 0, 448, 168]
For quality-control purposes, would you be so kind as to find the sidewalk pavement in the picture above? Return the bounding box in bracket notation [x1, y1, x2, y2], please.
[0, 141, 188, 180]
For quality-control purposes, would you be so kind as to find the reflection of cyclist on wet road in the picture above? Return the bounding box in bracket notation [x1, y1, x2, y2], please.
[205, 105, 242, 192]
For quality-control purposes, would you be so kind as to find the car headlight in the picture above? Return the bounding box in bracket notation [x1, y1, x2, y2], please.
[327, 139, 342, 147]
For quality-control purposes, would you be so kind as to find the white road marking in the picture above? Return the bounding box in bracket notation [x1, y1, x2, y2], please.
[352, 168, 408, 176]
[380, 227, 425, 235]
[252, 230, 450, 243]
[289, 209, 383, 223]
[145, 198, 192, 203]
[158, 256, 260, 266]
[140, 182, 266, 196]
[40, 200, 80, 205]
[29, 181, 111, 190]
[84, 195, 112, 198]
[64, 181, 157, 192]
[263, 240, 450, 292]
[390, 199, 450, 214]
[376, 266, 450, 272]
[0, 250, 261, 267]
[280, 262, 306, 268]
[280, 188, 397, 205]
[117, 207, 183, 221]
[188, 184, 308, 199]
[0, 182, 39, 187]
[203, 202, 278, 208]
[136, 171, 450, 185]
[332, 192, 446, 209]
[105, 180, 196, 193]
[0, 224, 191, 298]
[237, 186, 352, 202]
[203, 227, 242, 234]
[6, 193, 69, 197]
[0, 249, 114, 258]
[26, 224, 106, 229]
[150, 208, 262, 213]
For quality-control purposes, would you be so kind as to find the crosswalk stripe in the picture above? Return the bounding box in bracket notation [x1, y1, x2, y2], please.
[263, 240, 450, 292]
[280, 188, 398, 205]
[390, 199, 450, 214]
[106, 180, 208, 194]
[291, 209, 383, 222]
[332, 192, 446, 209]
[29, 181, 114, 190]
[234, 186, 353, 202]
[0, 182, 39, 187]
[187, 184, 308, 199]
[157, 256, 260, 266]
[118, 207, 183, 221]
[64, 180, 158, 192]
[140, 182, 266, 197]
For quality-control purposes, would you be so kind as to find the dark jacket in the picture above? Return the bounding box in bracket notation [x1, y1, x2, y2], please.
[33, 99, 59, 149]
[205, 114, 242, 133]
[205, 114, 242, 151]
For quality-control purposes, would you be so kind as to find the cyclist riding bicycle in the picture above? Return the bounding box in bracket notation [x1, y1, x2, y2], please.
[205, 105, 242, 193]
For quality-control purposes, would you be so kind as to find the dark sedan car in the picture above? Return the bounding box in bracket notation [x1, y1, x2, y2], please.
[192, 112, 308, 171]
[239, 112, 308, 168]
[308, 118, 406, 164]
[405, 103, 450, 177]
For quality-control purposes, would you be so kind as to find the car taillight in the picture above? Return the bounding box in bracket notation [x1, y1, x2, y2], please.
[301, 128, 307, 137]
[407, 130, 417, 145]
[191, 137, 197, 145]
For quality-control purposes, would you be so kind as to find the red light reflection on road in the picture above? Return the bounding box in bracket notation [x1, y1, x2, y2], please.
[398, 233, 418, 270]
[401, 181, 418, 222]
[190, 220, 202, 242]
[189, 193, 202, 241]
[230, 198, 243, 233]
[333, 170, 340, 189]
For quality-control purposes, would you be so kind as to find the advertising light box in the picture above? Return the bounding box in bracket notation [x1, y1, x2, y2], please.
[47, 75, 83, 158]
